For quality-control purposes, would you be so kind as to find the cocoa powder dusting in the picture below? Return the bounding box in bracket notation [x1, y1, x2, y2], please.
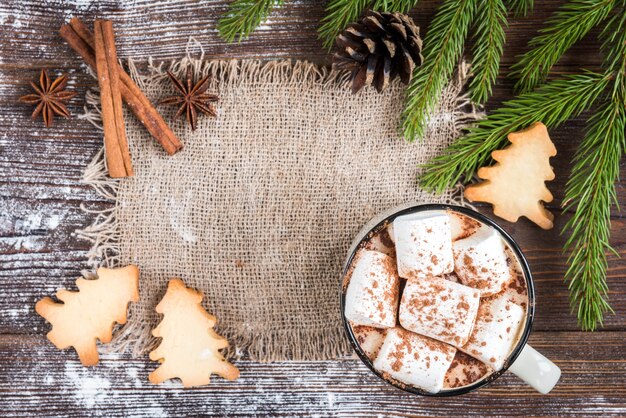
[376, 301, 385, 316]
[457, 301, 470, 311]
[463, 254, 478, 275]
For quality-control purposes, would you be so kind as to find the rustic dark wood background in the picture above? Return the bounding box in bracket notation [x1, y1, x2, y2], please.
[1, 0, 625, 416]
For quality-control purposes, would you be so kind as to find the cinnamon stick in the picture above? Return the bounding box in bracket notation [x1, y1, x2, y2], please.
[94, 20, 133, 178]
[60, 18, 183, 155]
[101, 22, 132, 177]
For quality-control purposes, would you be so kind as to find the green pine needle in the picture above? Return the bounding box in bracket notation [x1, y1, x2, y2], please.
[419, 71, 611, 194]
[318, 0, 371, 50]
[600, 6, 626, 95]
[562, 7, 626, 330]
[402, 0, 477, 141]
[371, 0, 418, 13]
[510, 0, 616, 93]
[218, 0, 284, 43]
[562, 98, 624, 330]
[468, 0, 507, 104]
[506, 0, 533, 17]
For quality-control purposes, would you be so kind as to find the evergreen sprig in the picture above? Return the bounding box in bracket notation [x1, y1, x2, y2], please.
[562, 7, 626, 330]
[401, 0, 477, 141]
[563, 100, 623, 330]
[506, 0, 533, 17]
[423, 1, 626, 330]
[419, 71, 610, 193]
[510, 0, 617, 93]
[319, 0, 372, 50]
[218, 0, 284, 43]
[371, 0, 417, 13]
[319, 0, 418, 50]
[320, 0, 517, 137]
[400, 0, 523, 140]
[468, 0, 507, 104]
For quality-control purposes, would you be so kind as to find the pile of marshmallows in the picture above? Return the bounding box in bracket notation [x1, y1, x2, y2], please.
[344, 211, 525, 393]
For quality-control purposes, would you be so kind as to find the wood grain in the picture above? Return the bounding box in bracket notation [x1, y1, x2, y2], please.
[1, 0, 625, 416]
[0, 334, 624, 417]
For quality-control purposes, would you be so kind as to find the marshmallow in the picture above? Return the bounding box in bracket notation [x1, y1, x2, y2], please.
[344, 250, 400, 328]
[448, 211, 482, 241]
[399, 277, 480, 347]
[373, 328, 456, 393]
[452, 228, 512, 296]
[393, 212, 454, 280]
[461, 295, 525, 371]
[351, 325, 386, 360]
[444, 351, 492, 389]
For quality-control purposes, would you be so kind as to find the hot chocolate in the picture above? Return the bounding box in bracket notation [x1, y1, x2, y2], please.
[344, 208, 529, 394]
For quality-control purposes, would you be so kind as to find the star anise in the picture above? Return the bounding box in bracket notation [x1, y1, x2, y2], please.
[19, 69, 77, 128]
[160, 68, 219, 131]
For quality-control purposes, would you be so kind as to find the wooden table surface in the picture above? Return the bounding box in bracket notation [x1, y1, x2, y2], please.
[1, 1, 625, 416]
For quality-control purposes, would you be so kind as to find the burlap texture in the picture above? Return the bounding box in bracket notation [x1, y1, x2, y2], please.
[79, 58, 480, 361]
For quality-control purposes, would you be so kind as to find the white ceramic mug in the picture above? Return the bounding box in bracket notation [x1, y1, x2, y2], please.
[340, 203, 561, 396]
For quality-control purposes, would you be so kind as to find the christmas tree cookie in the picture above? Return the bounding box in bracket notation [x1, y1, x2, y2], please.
[35, 265, 140, 366]
[149, 278, 239, 387]
[465, 122, 557, 229]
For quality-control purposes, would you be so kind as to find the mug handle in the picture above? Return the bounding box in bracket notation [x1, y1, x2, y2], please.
[508, 344, 561, 394]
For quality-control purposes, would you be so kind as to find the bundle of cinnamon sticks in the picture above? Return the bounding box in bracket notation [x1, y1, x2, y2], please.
[60, 18, 183, 178]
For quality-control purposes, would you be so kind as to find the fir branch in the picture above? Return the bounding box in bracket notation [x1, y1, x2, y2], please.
[506, 0, 533, 17]
[371, 0, 418, 13]
[562, 7, 626, 330]
[419, 71, 611, 193]
[402, 0, 477, 141]
[510, 0, 616, 93]
[563, 99, 624, 330]
[468, 0, 507, 104]
[218, 0, 284, 43]
[600, 6, 626, 95]
[318, 0, 371, 50]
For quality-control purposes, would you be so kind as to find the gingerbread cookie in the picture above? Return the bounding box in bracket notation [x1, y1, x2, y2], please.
[465, 122, 557, 229]
[35, 265, 140, 366]
[149, 279, 240, 387]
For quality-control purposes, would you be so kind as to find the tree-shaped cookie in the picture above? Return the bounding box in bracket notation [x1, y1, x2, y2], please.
[35, 265, 139, 366]
[465, 122, 557, 229]
[149, 278, 240, 387]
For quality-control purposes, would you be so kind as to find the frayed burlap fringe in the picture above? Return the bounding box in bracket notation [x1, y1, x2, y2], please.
[77, 57, 482, 361]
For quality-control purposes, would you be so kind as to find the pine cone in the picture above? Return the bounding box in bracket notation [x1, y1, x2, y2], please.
[333, 10, 423, 94]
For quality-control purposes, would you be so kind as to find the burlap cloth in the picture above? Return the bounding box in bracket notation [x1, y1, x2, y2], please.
[78, 58, 480, 361]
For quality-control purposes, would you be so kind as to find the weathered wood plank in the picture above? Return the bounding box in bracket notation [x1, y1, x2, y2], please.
[0, 0, 604, 69]
[0, 333, 624, 416]
[2, 0, 626, 416]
